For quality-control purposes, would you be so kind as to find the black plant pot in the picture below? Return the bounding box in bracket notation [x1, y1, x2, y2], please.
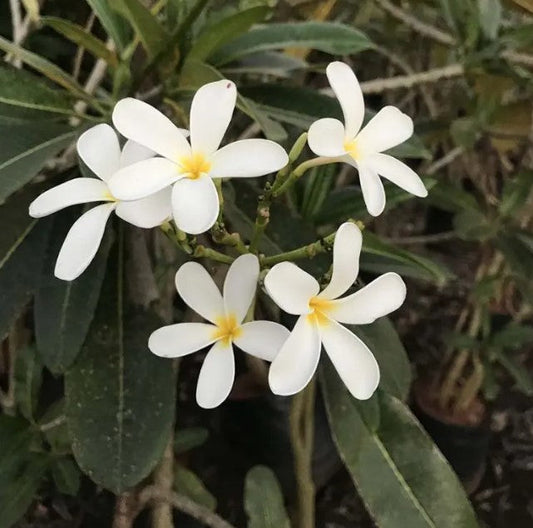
[412, 383, 490, 493]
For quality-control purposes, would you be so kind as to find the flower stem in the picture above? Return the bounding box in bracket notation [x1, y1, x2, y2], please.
[289, 378, 316, 528]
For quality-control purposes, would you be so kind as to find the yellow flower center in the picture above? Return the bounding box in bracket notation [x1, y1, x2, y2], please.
[103, 189, 117, 202]
[307, 296, 333, 327]
[212, 314, 242, 345]
[178, 152, 212, 180]
[344, 138, 360, 160]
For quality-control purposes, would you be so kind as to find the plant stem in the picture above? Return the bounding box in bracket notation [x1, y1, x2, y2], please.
[137, 486, 236, 528]
[289, 378, 316, 528]
[261, 226, 344, 267]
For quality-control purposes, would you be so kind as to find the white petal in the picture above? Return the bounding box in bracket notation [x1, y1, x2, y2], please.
[210, 139, 288, 179]
[54, 203, 115, 281]
[120, 140, 155, 167]
[358, 162, 386, 217]
[329, 272, 406, 325]
[356, 106, 413, 154]
[112, 98, 190, 161]
[268, 316, 321, 396]
[29, 178, 111, 218]
[108, 157, 180, 201]
[171, 176, 219, 235]
[115, 188, 172, 228]
[235, 320, 290, 361]
[148, 322, 218, 358]
[190, 80, 236, 156]
[320, 320, 379, 400]
[307, 118, 347, 158]
[76, 124, 121, 182]
[366, 153, 427, 197]
[326, 61, 365, 139]
[264, 262, 319, 315]
[196, 340, 235, 409]
[223, 254, 259, 323]
[319, 222, 362, 300]
[175, 261, 225, 324]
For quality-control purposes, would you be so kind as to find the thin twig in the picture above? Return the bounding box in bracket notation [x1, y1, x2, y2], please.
[138, 487, 237, 528]
[385, 231, 457, 245]
[425, 146, 464, 176]
[8, 0, 23, 67]
[358, 64, 464, 94]
[374, 0, 455, 45]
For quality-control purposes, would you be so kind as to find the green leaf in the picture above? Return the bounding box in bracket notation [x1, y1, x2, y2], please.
[427, 180, 480, 213]
[244, 465, 290, 528]
[14, 346, 43, 422]
[86, 0, 131, 53]
[112, 0, 168, 57]
[496, 352, 533, 395]
[0, 65, 75, 115]
[361, 231, 452, 285]
[174, 466, 217, 511]
[321, 368, 480, 528]
[188, 6, 271, 61]
[350, 318, 411, 401]
[453, 209, 496, 241]
[0, 117, 77, 202]
[499, 171, 533, 217]
[174, 427, 209, 455]
[212, 22, 374, 66]
[300, 165, 335, 221]
[0, 214, 51, 341]
[491, 323, 533, 349]
[0, 416, 34, 489]
[0, 37, 91, 101]
[497, 229, 533, 279]
[51, 457, 81, 496]
[222, 52, 306, 77]
[0, 454, 49, 528]
[478, 0, 502, 40]
[35, 211, 112, 374]
[65, 235, 176, 493]
[42, 17, 118, 67]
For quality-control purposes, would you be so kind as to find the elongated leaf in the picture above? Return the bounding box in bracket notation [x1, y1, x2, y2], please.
[350, 318, 411, 401]
[321, 365, 479, 528]
[212, 22, 374, 66]
[0, 454, 49, 528]
[174, 466, 216, 511]
[86, 0, 131, 52]
[188, 6, 271, 61]
[42, 17, 118, 67]
[0, 65, 75, 115]
[34, 210, 112, 374]
[0, 216, 51, 341]
[14, 346, 43, 422]
[113, 0, 168, 57]
[0, 117, 76, 202]
[0, 416, 34, 489]
[52, 457, 81, 496]
[244, 466, 290, 528]
[0, 37, 90, 100]
[174, 427, 209, 454]
[361, 231, 452, 285]
[65, 236, 176, 493]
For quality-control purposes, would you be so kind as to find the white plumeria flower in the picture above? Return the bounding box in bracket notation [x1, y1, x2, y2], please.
[149, 254, 290, 409]
[29, 124, 171, 281]
[108, 80, 289, 235]
[308, 61, 427, 217]
[264, 222, 406, 400]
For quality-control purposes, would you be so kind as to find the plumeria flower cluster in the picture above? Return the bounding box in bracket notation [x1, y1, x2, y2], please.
[28, 61, 424, 406]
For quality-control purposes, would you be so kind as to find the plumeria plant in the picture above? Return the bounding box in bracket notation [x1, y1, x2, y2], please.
[5, 1, 520, 527]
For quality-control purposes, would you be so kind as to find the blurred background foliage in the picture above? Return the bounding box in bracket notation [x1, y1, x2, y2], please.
[1, 0, 533, 527]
